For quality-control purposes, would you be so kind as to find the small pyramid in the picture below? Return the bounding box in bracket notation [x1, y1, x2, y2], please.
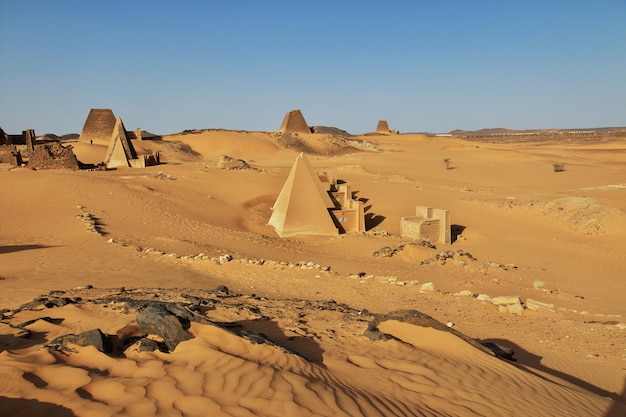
[269, 153, 338, 237]
[376, 120, 390, 134]
[104, 118, 137, 168]
[79, 109, 117, 144]
[278, 110, 311, 134]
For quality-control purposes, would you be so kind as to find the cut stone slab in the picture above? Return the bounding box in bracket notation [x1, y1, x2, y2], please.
[525, 298, 555, 313]
[491, 295, 522, 306]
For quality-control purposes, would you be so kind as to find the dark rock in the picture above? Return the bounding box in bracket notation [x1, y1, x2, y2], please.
[136, 303, 193, 352]
[363, 309, 494, 356]
[482, 342, 516, 361]
[215, 285, 231, 297]
[48, 329, 112, 353]
[137, 338, 162, 352]
[16, 316, 53, 328]
[44, 297, 76, 308]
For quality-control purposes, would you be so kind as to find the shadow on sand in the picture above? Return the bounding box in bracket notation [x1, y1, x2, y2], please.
[234, 319, 326, 367]
[0, 396, 75, 416]
[0, 244, 57, 255]
[481, 338, 626, 415]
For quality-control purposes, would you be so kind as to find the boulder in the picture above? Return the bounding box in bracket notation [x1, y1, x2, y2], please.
[217, 155, 253, 170]
[48, 329, 112, 353]
[363, 309, 494, 356]
[136, 303, 193, 352]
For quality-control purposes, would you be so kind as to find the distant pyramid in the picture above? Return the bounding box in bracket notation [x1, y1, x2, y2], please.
[79, 109, 117, 144]
[104, 118, 138, 168]
[268, 153, 337, 237]
[278, 110, 311, 134]
[376, 120, 390, 134]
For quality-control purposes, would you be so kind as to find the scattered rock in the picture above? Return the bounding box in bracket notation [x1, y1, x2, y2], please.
[219, 254, 233, 264]
[217, 155, 255, 170]
[420, 282, 437, 292]
[421, 249, 476, 265]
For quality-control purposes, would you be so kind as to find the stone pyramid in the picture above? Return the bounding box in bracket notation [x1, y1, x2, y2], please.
[79, 109, 117, 144]
[278, 110, 311, 134]
[104, 118, 138, 169]
[376, 120, 390, 134]
[268, 153, 337, 237]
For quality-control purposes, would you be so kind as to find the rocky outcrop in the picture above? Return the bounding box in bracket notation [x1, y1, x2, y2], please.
[217, 155, 255, 170]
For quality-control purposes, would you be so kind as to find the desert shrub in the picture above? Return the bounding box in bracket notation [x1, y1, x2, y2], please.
[553, 162, 566, 172]
[443, 158, 452, 170]
[532, 280, 545, 289]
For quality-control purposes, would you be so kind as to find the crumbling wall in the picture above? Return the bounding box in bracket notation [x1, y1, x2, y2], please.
[28, 142, 80, 170]
[0, 145, 22, 165]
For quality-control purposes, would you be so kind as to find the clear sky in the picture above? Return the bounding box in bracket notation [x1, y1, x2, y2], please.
[1, 0, 624, 135]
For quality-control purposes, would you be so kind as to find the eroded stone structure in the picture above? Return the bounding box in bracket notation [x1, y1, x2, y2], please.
[278, 110, 312, 134]
[104, 117, 159, 168]
[1, 128, 38, 167]
[328, 184, 366, 234]
[376, 120, 397, 135]
[28, 142, 80, 170]
[269, 153, 365, 237]
[79, 109, 117, 144]
[401, 206, 451, 244]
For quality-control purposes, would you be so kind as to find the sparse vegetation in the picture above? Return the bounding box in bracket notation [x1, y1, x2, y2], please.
[443, 158, 452, 170]
[532, 280, 545, 289]
[553, 162, 566, 172]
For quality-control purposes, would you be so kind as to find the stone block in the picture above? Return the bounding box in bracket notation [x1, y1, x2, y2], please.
[525, 298, 555, 313]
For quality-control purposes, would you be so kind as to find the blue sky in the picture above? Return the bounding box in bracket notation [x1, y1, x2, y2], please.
[1, 0, 624, 135]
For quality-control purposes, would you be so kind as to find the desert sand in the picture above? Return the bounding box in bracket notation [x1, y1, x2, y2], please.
[1, 129, 625, 416]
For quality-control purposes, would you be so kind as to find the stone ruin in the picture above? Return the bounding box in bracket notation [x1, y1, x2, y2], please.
[376, 120, 397, 135]
[278, 109, 312, 134]
[401, 206, 451, 244]
[217, 155, 255, 170]
[0, 128, 38, 166]
[28, 142, 80, 170]
[268, 153, 365, 237]
[78, 109, 159, 169]
[1, 128, 78, 169]
[104, 117, 159, 169]
[79, 108, 117, 144]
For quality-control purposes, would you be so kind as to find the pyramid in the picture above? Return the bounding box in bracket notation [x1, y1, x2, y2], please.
[104, 118, 138, 168]
[268, 153, 338, 237]
[278, 110, 311, 134]
[79, 109, 117, 144]
[376, 120, 390, 134]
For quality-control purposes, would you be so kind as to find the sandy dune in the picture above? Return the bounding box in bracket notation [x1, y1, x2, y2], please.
[1, 131, 625, 416]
